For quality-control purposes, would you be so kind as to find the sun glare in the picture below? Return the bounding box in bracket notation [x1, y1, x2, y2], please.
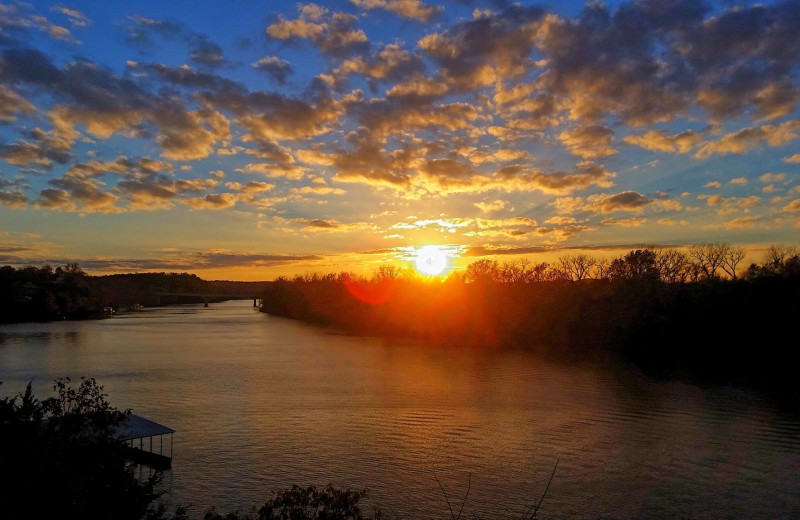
[414, 246, 449, 276]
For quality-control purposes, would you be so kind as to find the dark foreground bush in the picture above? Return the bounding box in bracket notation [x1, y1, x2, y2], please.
[203, 485, 381, 520]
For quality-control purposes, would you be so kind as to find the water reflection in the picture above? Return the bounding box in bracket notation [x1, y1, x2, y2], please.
[0, 301, 798, 519]
[0, 330, 83, 347]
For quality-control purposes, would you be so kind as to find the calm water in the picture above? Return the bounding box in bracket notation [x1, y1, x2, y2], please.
[1, 300, 798, 519]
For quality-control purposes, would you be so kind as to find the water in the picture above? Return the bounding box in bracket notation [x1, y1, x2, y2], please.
[1, 300, 798, 519]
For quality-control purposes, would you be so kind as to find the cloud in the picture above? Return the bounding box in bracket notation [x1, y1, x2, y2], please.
[491, 163, 616, 195]
[189, 35, 226, 67]
[391, 217, 471, 232]
[555, 191, 652, 214]
[226, 181, 274, 195]
[330, 136, 616, 195]
[418, 5, 544, 91]
[475, 217, 537, 229]
[350, 98, 479, 142]
[323, 43, 424, 87]
[1, 49, 231, 160]
[0, 189, 26, 208]
[600, 217, 647, 227]
[155, 107, 231, 160]
[0, 247, 324, 271]
[474, 200, 506, 213]
[124, 15, 227, 67]
[729, 177, 748, 185]
[0, 136, 71, 169]
[783, 154, 800, 164]
[0, 85, 34, 121]
[350, 0, 443, 23]
[0, 3, 78, 43]
[182, 193, 237, 210]
[290, 185, 345, 196]
[31, 156, 224, 213]
[704, 181, 721, 188]
[238, 162, 306, 180]
[294, 217, 371, 232]
[52, 6, 90, 27]
[118, 163, 220, 210]
[3, 0, 800, 246]
[36, 158, 134, 213]
[697, 193, 761, 214]
[783, 199, 800, 213]
[694, 119, 800, 159]
[202, 86, 343, 143]
[545, 216, 577, 225]
[558, 124, 616, 159]
[623, 130, 702, 154]
[722, 215, 761, 229]
[252, 56, 293, 85]
[267, 5, 368, 57]
[190, 250, 322, 268]
[657, 218, 688, 226]
[760, 173, 785, 183]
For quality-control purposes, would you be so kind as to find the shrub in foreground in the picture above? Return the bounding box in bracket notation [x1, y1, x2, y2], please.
[0, 378, 182, 520]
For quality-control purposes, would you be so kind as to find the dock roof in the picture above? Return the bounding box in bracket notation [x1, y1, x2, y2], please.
[114, 414, 175, 441]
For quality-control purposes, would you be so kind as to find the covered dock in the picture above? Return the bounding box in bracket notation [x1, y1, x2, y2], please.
[114, 414, 175, 469]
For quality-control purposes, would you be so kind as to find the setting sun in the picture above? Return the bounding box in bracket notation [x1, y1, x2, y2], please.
[414, 246, 449, 276]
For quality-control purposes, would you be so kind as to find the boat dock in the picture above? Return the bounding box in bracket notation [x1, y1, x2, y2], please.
[114, 414, 175, 470]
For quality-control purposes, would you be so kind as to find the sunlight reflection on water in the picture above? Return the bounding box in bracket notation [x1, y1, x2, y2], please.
[1, 300, 798, 519]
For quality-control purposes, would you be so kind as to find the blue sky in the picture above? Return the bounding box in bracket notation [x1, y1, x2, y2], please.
[1, 0, 799, 279]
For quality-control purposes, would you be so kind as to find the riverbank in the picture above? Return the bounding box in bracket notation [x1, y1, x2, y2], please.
[260, 274, 800, 396]
[0, 265, 268, 324]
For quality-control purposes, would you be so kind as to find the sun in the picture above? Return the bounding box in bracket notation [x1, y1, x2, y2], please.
[414, 245, 449, 276]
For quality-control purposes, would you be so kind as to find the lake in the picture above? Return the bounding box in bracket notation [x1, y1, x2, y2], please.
[1, 300, 798, 519]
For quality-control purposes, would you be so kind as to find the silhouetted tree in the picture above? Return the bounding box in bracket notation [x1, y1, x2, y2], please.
[654, 249, 690, 283]
[374, 265, 403, 281]
[607, 249, 659, 282]
[688, 243, 730, 279]
[556, 254, 596, 281]
[720, 246, 746, 279]
[465, 259, 500, 283]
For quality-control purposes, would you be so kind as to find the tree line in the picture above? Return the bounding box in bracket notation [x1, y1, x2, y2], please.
[458, 243, 796, 283]
[262, 244, 800, 394]
[274, 243, 799, 287]
[0, 267, 269, 323]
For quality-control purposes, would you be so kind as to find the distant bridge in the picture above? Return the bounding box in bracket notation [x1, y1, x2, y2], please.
[150, 292, 262, 307]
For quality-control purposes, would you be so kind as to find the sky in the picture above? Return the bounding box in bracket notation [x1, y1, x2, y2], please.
[1, 0, 799, 280]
